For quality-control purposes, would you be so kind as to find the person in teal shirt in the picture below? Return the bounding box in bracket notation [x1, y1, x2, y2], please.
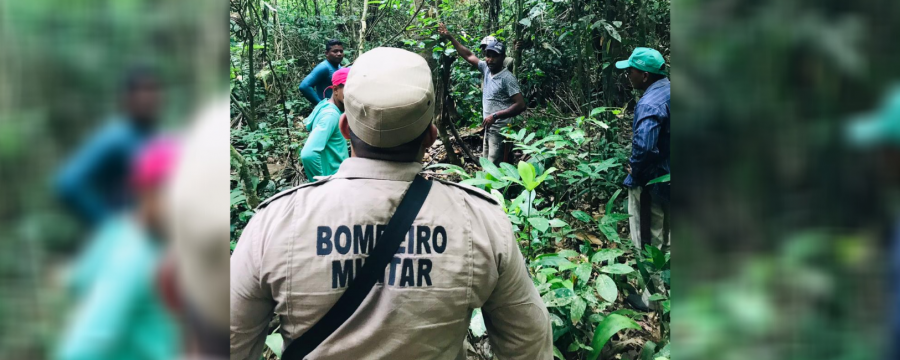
[56, 137, 181, 360]
[300, 67, 350, 180]
[298, 39, 344, 104]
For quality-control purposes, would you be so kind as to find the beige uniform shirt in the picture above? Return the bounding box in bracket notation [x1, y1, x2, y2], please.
[230, 158, 552, 360]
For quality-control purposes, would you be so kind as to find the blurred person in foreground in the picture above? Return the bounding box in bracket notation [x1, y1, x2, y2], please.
[56, 137, 182, 360]
[158, 96, 231, 359]
[846, 86, 900, 359]
[231, 47, 551, 359]
[300, 67, 350, 181]
[615, 47, 670, 311]
[53, 67, 162, 228]
[299, 39, 345, 106]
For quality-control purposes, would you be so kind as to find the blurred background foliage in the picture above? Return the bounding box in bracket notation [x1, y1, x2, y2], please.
[672, 0, 900, 359]
[0, 0, 224, 358]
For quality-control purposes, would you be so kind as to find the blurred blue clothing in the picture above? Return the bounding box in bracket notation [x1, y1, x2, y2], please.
[624, 78, 670, 203]
[57, 215, 180, 360]
[298, 60, 341, 105]
[54, 118, 152, 226]
[66, 213, 129, 299]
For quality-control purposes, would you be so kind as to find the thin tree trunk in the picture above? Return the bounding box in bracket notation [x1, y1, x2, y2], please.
[245, 0, 259, 131]
[356, 0, 370, 56]
[513, 0, 523, 74]
[231, 145, 261, 209]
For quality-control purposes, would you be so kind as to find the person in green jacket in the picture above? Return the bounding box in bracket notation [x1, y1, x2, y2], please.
[300, 67, 350, 181]
[56, 137, 181, 360]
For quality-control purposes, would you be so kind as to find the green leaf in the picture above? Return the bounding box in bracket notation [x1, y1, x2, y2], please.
[548, 219, 569, 228]
[647, 173, 670, 185]
[641, 341, 658, 360]
[470, 308, 487, 337]
[595, 274, 618, 302]
[523, 132, 536, 144]
[553, 346, 565, 359]
[558, 249, 579, 258]
[575, 263, 592, 286]
[601, 264, 634, 274]
[519, 18, 532, 27]
[587, 314, 642, 360]
[542, 288, 576, 307]
[500, 162, 520, 180]
[533, 167, 558, 188]
[605, 189, 623, 218]
[648, 293, 667, 301]
[571, 210, 593, 223]
[570, 296, 587, 324]
[480, 157, 505, 180]
[591, 249, 625, 264]
[644, 244, 666, 270]
[265, 332, 284, 358]
[518, 161, 536, 189]
[528, 217, 550, 233]
[661, 300, 670, 314]
[590, 107, 607, 117]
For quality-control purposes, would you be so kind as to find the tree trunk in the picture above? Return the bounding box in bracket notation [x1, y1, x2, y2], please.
[231, 145, 261, 209]
[513, 0, 523, 74]
[245, 0, 258, 131]
[356, 0, 369, 55]
[488, 0, 500, 33]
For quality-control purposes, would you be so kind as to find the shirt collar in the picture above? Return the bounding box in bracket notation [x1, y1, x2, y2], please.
[646, 77, 669, 93]
[332, 157, 423, 181]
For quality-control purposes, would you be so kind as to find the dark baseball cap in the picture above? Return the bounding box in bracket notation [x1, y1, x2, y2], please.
[484, 40, 506, 56]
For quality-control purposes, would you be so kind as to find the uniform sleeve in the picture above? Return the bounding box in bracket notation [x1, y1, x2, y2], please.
[629, 104, 663, 185]
[53, 124, 122, 226]
[481, 212, 553, 360]
[299, 63, 325, 105]
[230, 213, 275, 360]
[299, 110, 339, 180]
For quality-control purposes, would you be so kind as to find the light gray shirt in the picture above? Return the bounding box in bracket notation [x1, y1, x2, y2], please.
[478, 61, 521, 127]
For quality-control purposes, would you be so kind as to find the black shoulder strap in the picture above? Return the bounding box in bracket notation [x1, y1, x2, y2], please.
[281, 175, 433, 360]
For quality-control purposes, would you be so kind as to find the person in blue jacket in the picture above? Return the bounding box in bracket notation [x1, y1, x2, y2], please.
[53, 67, 162, 228]
[298, 39, 344, 105]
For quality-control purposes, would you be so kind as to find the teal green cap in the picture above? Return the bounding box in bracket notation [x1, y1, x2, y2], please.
[848, 86, 900, 148]
[615, 47, 667, 75]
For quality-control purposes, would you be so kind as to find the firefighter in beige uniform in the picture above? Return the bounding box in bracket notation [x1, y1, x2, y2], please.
[230, 47, 551, 360]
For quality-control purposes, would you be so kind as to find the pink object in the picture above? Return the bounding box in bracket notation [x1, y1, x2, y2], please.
[131, 136, 180, 191]
[332, 67, 350, 87]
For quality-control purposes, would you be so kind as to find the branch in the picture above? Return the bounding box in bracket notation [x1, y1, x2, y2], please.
[379, 0, 426, 47]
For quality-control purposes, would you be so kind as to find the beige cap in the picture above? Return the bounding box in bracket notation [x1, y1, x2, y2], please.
[344, 47, 434, 148]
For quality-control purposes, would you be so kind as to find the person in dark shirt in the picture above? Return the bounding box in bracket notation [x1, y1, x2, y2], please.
[298, 39, 345, 105]
[54, 67, 162, 228]
[616, 47, 670, 311]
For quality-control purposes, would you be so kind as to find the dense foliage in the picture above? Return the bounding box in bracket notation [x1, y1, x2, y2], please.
[229, 0, 670, 358]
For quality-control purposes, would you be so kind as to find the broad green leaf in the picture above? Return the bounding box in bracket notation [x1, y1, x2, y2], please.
[612, 308, 646, 319]
[265, 332, 284, 358]
[528, 217, 550, 233]
[591, 249, 625, 264]
[519, 17, 532, 27]
[480, 157, 505, 180]
[571, 210, 593, 223]
[595, 274, 618, 302]
[644, 244, 666, 270]
[647, 173, 670, 185]
[530, 254, 573, 268]
[641, 341, 658, 360]
[542, 288, 576, 307]
[590, 107, 607, 117]
[648, 293, 667, 301]
[558, 262, 578, 272]
[533, 167, 558, 188]
[575, 263, 592, 286]
[558, 249, 578, 258]
[523, 132, 536, 144]
[490, 189, 507, 213]
[469, 308, 487, 337]
[500, 162, 520, 180]
[599, 223, 620, 243]
[548, 219, 569, 228]
[661, 300, 670, 314]
[601, 264, 634, 274]
[570, 296, 587, 324]
[518, 161, 536, 189]
[587, 314, 641, 360]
